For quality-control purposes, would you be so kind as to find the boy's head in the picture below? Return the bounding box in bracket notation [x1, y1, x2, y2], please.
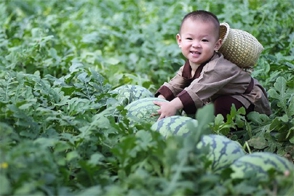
[177, 10, 222, 66]
[179, 10, 220, 39]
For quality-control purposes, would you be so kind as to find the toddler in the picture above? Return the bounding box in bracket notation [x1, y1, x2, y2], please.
[154, 10, 271, 121]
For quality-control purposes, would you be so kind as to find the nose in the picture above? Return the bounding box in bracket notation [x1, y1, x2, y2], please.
[192, 40, 200, 48]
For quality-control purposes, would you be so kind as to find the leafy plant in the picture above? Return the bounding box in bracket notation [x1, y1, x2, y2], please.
[0, 0, 293, 195]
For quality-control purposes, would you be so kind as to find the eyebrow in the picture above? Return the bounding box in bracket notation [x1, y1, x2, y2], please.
[182, 33, 212, 38]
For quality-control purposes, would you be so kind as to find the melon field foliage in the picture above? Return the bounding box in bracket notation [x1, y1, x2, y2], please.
[0, 0, 294, 195]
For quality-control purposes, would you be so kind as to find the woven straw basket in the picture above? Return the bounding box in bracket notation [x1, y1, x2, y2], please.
[219, 22, 263, 68]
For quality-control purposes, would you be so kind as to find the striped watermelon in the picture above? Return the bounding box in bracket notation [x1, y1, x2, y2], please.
[151, 116, 198, 138]
[197, 134, 246, 172]
[111, 85, 154, 106]
[125, 97, 170, 124]
[230, 152, 294, 179]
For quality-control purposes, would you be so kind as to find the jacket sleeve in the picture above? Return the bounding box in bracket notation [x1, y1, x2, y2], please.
[178, 58, 243, 113]
[156, 56, 250, 114]
[155, 66, 190, 101]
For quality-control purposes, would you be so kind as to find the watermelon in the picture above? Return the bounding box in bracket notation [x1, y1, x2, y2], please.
[151, 116, 198, 138]
[230, 152, 294, 179]
[197, 134, 246, 172]
[125, 97, 170, 124]
[111, 85, 154, 106]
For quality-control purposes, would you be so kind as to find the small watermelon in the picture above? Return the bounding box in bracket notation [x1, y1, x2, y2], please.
[197, 134, 246, 172]
[230, 152, 294, 179]
[151, 116, 198, 138]
[111, 85, 154, 106]
[125, 97, 170, 124]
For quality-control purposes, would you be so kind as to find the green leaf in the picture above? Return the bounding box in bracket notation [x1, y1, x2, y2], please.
[278, 114, 289, 123]
[289, 135, 294, 144]
[105, 58, 120, 65]
[267, 77, 288, 110]
[75, 186, 103, 196]
[269, 118, 282, 130]
[77, 72, 90, 83]
[196, 103, 214, 134]
[135, 130, 153, 150]
[66, 151, 80, 162]
[247, 112, 270, 124]
[88, 153, 104, 166]
[247, 136, 268, 149]
[234, 183, 259, 195]
[287, 95, 294, 116]
[33, 137, 58, 148]
[81, 32, 100, 43]
[214, 114, 225, 125]
[0, 174, 11, 195]
[69, 61, 84, 73]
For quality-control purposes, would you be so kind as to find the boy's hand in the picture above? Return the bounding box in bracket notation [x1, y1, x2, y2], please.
[157, 95, 166, 100]
[153, 101, 177, 120]
[153, 98, 183, 121]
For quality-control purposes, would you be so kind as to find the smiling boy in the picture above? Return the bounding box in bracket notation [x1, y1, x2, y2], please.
[154, 10, 271, 121]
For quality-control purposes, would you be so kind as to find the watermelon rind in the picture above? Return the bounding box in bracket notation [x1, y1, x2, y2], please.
[230, 152, 294, 179]
[125, 97, 170, 124]
[110, 85, 154, 106]
[197, 134, 246, 172]
[151, 115, 198, 138]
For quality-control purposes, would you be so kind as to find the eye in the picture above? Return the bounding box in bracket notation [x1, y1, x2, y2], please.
[202, 39, 209, 42]
[186, 37, 192, 40]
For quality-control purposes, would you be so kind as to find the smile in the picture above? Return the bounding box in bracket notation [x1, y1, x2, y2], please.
[191, 51, 201, 54]
[190, 51, 201, 57]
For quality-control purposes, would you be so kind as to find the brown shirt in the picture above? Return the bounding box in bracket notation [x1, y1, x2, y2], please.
[155, 53, 271, 115]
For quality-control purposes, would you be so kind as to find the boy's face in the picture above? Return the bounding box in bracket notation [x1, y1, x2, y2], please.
[176, 18, 221, 67]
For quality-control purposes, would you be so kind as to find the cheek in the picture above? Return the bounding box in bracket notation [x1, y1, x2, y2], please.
[208, 44, 218, 51]
[181, 41, 191, 47]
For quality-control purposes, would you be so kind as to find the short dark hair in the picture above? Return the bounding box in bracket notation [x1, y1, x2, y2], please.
[179, 10, 220, 37]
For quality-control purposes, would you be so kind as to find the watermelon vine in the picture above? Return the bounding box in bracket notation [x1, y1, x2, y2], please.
[0, 0, 293, 195]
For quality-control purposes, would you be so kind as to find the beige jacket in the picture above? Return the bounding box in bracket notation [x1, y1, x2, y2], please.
[155, 53, 271, 115]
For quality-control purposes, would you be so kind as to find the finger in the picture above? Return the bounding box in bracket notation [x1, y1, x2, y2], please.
[158, 117, 164, 121]
[158, 114, 165, 121]
[153, 101, 162, 106]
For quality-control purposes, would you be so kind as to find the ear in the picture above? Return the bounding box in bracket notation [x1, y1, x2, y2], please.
[214, 38, 222, 51]
[176, 34, 182, 47]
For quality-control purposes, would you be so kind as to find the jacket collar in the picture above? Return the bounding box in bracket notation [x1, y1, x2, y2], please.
[182, 52, 219, 79]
